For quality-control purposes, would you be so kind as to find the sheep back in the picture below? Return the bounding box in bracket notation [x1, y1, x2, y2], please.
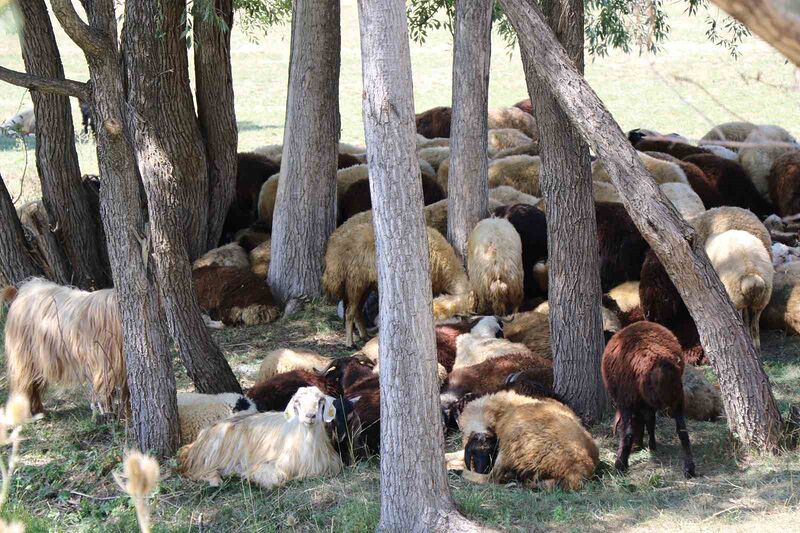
[739, 125, 798, 201]
[767, 150, 800, 217]
[192, 266, 280, 326]
[467, 218, 524, 315]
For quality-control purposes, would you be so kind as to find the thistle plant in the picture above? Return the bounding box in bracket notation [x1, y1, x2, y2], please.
[113, 450, 160, 533]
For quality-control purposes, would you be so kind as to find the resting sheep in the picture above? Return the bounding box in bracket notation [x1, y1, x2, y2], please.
[467, 218, 524, 315]
[596, 202, 650, 292]
[487, 107, 538, 140]
[659, 182, 705, 219]
[177, 392, 257, 446]
[487, 129, 534, 157]
[681, 366, 723, 422]
[739, 125, 798, 201]
[246, 369, 341, 413]
[683, 154, 773, 217]
[593, 152, 688, 186]
[761, 270, 800, 336]
[416, 106, 452, 139]
[489, 186, 541, 208]
[767, 150, 800, 217]
[193, 266, 280, 326]
[1, 108, 35, 135]
[248, 238, 271, 278]
[700, 121, 757, 151]
[487, 155, 542, 196]
[417, 146, 450, 172]
[255, 348, 333, 382]
[192, 242, 250, 271]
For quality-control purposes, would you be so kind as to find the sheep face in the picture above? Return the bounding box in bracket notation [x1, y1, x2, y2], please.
[470, 316, 504, 339]
[464, 431, 499, 475]
[284, 387, 336, 426]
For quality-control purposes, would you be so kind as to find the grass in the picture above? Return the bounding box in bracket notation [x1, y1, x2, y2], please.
[1, 1, 800, 531]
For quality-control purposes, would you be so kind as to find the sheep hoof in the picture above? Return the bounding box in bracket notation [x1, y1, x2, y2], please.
[683, 462, 696, 479]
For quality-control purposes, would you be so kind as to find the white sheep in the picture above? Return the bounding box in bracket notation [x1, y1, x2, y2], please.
[454, 316, 531, 369]
[607, 281, 641, 313]
[467, 218, 524, 315]
[255, 348, 333, 383]
[177, 392, 257, 446]
[178, 387, 341, 488]
[417, 146, 450, 173]
[1, 108, 35, 136]
[660, 182, 705, 219]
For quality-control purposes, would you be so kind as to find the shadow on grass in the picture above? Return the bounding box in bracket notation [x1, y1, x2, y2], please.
[0, 133, 35, 153]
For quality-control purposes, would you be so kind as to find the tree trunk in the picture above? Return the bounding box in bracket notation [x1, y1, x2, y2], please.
[50, 0, 180, 455]
[499, 0, 783, 450]
[18, 0, 108, 289]
[122, 0, 241, 395]
[526, 0, 607, 423]
[17, 200, 72, 285]
[447, 0, 491, 263]
[358, 2, 483, 531]
[195, 0, 238, 250]
[267, 0, 340, 307]
[0, 174, 43, 285]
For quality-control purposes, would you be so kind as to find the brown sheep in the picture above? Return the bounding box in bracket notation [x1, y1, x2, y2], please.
[513, 99, 533, 115]
[246, 370, 341, 412]
[761, 270, 800, 336]
[492, 203, 548, 299]
[487, 107, 538, 141]
[596, 202, 650, 292]
[193, 266, 280, 326]
[767, 150, 800, 217]
[339, 175, 445, 223]
[683, 154, 773, 217]
[416, 106, 452, 139]
[633, 138, 711, 160]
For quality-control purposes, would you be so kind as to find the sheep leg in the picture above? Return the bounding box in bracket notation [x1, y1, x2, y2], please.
[344, 303, 356, 346]
[614, 408, 634, 473]
[631, 411, 645, 450]
[354, 310, 368, 341]
[645, 408, 657, 451]
[749, 309, 762, 352]
[674, 414, 696, 478]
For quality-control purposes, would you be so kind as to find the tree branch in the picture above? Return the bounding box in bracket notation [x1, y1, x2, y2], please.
[710, 0, 800, 67]
[0, 66, 89, 101]
[49, 0, 107, 57]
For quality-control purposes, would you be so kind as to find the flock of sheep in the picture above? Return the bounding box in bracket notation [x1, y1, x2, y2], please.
[3, 98, 800, 491]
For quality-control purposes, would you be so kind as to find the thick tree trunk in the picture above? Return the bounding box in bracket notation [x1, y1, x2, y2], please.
[0, 174, 43, 285]
[358, 2, 482, 531]
[267, 0, 340, 307]
[123, 0, 241, 395]
[18, 0, 107, 288]
[50, 0, 179, 455]
[195, 0, 238, 250]
[527, 0, 607, 423]
[499, 0, 783, 450]
[447, 0, 491, 263]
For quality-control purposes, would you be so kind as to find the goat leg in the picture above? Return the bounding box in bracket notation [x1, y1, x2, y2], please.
[674, 413, 696, 478]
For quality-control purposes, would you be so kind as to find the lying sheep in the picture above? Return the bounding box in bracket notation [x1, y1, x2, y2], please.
[453, 316, 531, 369]
[659, 182, 705, 219]
[193, 266, 280, 326]
[177, 392, 257, 446]
[596, 202, 650, 292]
[417, 146, 450, 172]
[633, 138, 711, 160]
[690, 206, 772, 255]
[767, 150, 800, 217]
[739, 125, 798, 201]
[339, 174, 444, 223]
[417, 134, 450, 149]
[491, 141, 540, 159]
[467, 218, 524, 315]
[416, 106, 452, 139]
[487, 155, 541, 196]
[607, 281, 641, 313]
[487, 107, 538, 140]
[1, 108, 34, 135]
[256, 173, 280, 227]
[178, 387, 343, 487]
[192, 242, 250, 271]
[593, 181, 621, 203]
[683, 154, 773, 217]
[487, 129, 534, 157]
[248, 238, 271, 278]
[761, 270, 800, 336]
[700, 121, 757, 151]
[489, 186, 541, 208]
[255, 348, 333, 382]
[458, 391, 598, 490]
[247, 369, 341, 412]
[356, 336, 449, 385]
[593, 152, 688, 185]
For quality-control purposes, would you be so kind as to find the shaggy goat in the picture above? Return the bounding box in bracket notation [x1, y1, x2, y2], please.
[4, 279, 126, 415]
[193, 266, 280, 326]
[458, 391, 598, 490]
[177, 392, 257, 446]
[492, 203, 548, 299]
[178, 387, 342, 488]
[767, 150, 800, 217]
[602, 321, 696, 478]
[255, 348, 333, 382]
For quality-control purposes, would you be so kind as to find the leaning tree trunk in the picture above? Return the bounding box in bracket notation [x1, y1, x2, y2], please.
[123, 0, 241, 394]
[527, 0, 607, 423]
[50, 0, 179, 455]
[447, 0, 492, 263]
[195, 0, 238, 250]
[499, 0, 783, 450]
[267, 0, 340, 308]
[358, 1, 482, 531]
[0, 174, 43, 285]
[18, 0, 108, 289]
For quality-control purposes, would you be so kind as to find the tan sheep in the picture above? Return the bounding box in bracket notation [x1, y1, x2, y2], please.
[681, 366, 723, 422]
[503, 310, 552, 359]
[357, 336, 448, 385]
[255, 348, 333, 382]
[177, 392, 257, 446]
[417, 134, 450, 149]
[700, 121, 757, 151]
[417, 146, 450, 173]
[487, 107, 538, 140]
[607, 281, 641, 313]
[593, 181, 621, 203]
[593, 152, 688, 185]
[192, 243, 250, 271]
[252, 144, 283, 162]
[487, 155, 542, 196]
[761, 270, 800, 336]
[690, 206, 772, 257]
[739, 125, 798, 201]
[489, 186, 542, 208]
[491, 141, 540, 159]
[249, 238, 271, 278]
[256, 173, 280, 226]
[660, 182, 705, 219]
[487, 129, 534, 157]
[467, 218, 524, 316]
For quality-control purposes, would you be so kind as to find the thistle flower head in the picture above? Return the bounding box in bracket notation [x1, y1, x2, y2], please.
[114, 450, 160, 498]
[3, 394, 31, 426]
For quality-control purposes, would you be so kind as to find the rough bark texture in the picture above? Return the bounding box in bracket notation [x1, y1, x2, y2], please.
[18, 0, 108, 289]
[123, 0, 241, 395]
[195, 0, 238, 249]
[0, 66, 88, 100]
[711, 0, 800, 67]
[527, 0, 607, 423]
[50, 0, 179, 455]
[447, 0, 491, 263]
[267, 0, 340, 306]
[0, 174, 43, 285]
[499, 0, 783, 450]
[358, 2, 483, 531]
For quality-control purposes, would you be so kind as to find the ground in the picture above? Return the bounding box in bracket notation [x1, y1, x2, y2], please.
[1, 1, 800, 531]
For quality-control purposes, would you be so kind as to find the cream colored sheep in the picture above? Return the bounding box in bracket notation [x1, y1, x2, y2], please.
[177, 392, 257, 446]
[467, 218, 524, 316]
[255, 348, 333, 382]
[690, 206, 772, 256]
[256, 173, 280, 224]
[487, 129, 533, 157]
[487, 155, 542, 196]
[503, 310, 551, 359]
[739, 125, 798, 201]
[533, 300, 622, 337]
[192, 243, 249, 271]
[253, 144, 283, 162]
[607, 281, 641, 313]
[417, 134, 450, 149]
[487, 107, 538, 140]
[454, 317, 532, 369]
[593, 152, 688, 185]
[249, 238, 271, 278]
[660, 182, 705, 219]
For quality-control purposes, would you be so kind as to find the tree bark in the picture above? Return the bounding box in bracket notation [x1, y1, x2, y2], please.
[49, 0, 180, 455]
[0, 174, 43, 285]
[526, 0, 607, 423]
[17, 200, 72, 285]
[123, 0, 241, 395]
[18, 0, 108, 289]
[0, 66, 88, 100]
[194, 0, 238, 250]
[499, 0, 783, 450]
[711, 0, 800, 67]
[447, 0, 491, 263]
[358, 2, 484, 531]
[267, 0, 340, 307]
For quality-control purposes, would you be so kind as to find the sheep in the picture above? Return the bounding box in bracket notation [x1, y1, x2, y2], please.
[338, 142, 367, 156]
[681, 365, 723, 422]
[256, 173, 280, 227]
[659, 182, 705, 219]
[248, 238, 271, 278]
[416, 134, 450, 149]
[643, 152, 717, 203]
[690, 206, 772, 255]
[632, 138, 711, 160]
[767, 150, 800, 217]
[356, 335, 449, 385]
[255, 348, 333, 382]
[177, 393, 257, 446]
[454, 316, 531, 369]
[491, 141, 541, 159]
[487, 129, 534, 157]
[701, 121, 757, 151]
[682, 154, 773, 217]
[593, 152, 688, 185]
[254, 142, 367, 163]
[607, 281, 641, 313]
[178, 387, 343, 488]
[338, 152, 362, 169]
[193, 266, 280, 326]
[513, 98, 532, 114]
[223, 153, 280, 239]
[3, 278, 126, 415]
[492, 203, 548, 298]
[595, 202, 650, 292]
[502, 310, 551, 358]
[79, 100, 95, 136]
[416, 106, 452, 139]
[339, 174, 444, 223]
[627, 128, 662, 144]
[704, 230, 773, 349]
[467, 218, 524, 315]
[602, 321, 696, 478]
[323, 223, 469, 344]
[458, 391, 598, 490]
[247, 369, 341, 412]
[235, 221, 270, 252]
[487, 155, 542, 196]
[702, 144, 739, 161]
[1, 108, 34, 136]
[489, 186, 541, 208]
[487, 107, 538, 140]
[417, 146, 450, 172]
[739, 125, 798, 201]
[593, 181, 621, 203]
[192, 242, 249, 271]
[772, 242, 800, 271]
[761, 270, 800, 336]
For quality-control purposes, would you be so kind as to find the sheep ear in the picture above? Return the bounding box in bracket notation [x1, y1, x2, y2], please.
[323, 396, 336, 423]
[284, 401, 296, 421]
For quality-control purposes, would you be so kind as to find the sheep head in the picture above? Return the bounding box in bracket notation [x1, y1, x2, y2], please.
[284, 387, 336, 426]
[469, 316, 504, 339]
[464, 431, 499, 475]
